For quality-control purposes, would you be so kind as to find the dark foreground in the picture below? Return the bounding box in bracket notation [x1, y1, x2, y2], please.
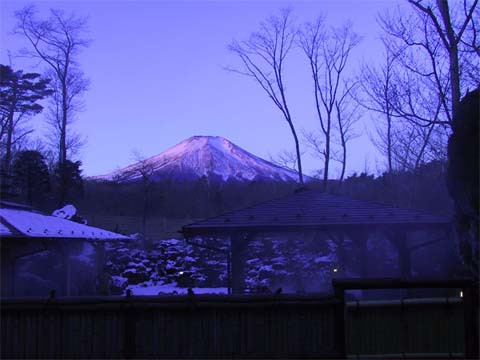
[1, 278, 477, 359]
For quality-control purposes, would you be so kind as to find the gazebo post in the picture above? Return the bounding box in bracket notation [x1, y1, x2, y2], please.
[63, 240, 71, 296]
[386, 229, 411, 279]
[95, 241, 106, 271]
[382, 228, 412, 280]
[1, 247, 15, 296]
[346, 229, 369, 277]
[227, 250, 232, 294]
[355, 229, 369, 277]
[230, 232, 251, 294]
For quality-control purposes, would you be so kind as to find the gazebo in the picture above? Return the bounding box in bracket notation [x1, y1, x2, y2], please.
[182, 189, 452, 294]
[0, 201, 129, 297]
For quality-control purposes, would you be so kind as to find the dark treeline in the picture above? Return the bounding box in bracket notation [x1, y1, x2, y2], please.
[76, 159, 451, 221]
[339, 160, 452, 217]
[79, 177, 297, 219]
[1, 149, 83, 210]
[2, 154, 452, 224]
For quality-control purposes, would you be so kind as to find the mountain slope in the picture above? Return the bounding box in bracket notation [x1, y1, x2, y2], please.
[92, 136, 301, 183]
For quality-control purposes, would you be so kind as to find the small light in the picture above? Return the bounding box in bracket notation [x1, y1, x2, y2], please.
[179, 271, 184, 275]
[460, 291, 464, 298]
[333, 268, 338, 273]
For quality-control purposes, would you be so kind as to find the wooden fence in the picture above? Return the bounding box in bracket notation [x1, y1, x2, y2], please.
[1, 294, 341, 359]
[1, 278, 477, 359]
[346, 298, 464, 357]
[334, 278, 478, 359]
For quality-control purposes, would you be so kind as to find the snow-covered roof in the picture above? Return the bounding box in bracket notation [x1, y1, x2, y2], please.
[0, 208, 129, 241]
[0, 221, 13, 236]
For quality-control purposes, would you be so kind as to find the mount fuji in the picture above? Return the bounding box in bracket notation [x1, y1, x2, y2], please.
[91, 136, 302, 183]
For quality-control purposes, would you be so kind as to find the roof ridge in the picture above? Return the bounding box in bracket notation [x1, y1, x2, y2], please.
[182, 188, 305, 228]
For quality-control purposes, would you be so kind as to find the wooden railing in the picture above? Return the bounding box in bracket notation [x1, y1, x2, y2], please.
[332, 278, 479, 359]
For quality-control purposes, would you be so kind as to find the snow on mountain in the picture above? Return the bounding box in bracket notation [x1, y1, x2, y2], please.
[91, 136, 301, 183]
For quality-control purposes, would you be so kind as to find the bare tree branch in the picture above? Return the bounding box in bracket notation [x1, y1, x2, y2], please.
[14, 5, 89, 165]
[299, 19, 360, 189]
[226, 8, 304, 184]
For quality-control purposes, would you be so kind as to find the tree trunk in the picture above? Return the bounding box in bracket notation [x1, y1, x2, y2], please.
[339, 135, 347, 184]
[448, 42, 461, 118]
[60, 79, 68, 165]
[385, 73, 393, 172]
[323, 122, 331, 192]
[3, 81, 17, 175]
[286, 119, 304, 184]
[436, 0, 461, 118]
[4, 112, 14, 175]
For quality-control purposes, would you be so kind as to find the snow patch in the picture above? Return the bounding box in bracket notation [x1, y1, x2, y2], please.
[314, 255, 333, 264]
[126, 282, 228, 296]
[52, 205, 77, 220]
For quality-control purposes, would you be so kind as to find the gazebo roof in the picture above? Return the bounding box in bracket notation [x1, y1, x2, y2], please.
[182, 189, 450, 236]
[0, 205, 130, 241]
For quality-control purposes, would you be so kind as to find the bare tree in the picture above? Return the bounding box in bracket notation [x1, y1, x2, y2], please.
[44, 67, 88, 160]
[359, 42, 440, 172]
[268, 148, 304, 172]
[334, 83, 361, 183]
[14, 5, 89, 165]
[298, 19, 360, 190]
[408, 0, 479, 117]
[358, 0, 477, 172]
[388, 118, 446, 171]
[358, 41, 399, 172]
[227, 9, 304, 184]
[303, 88, 359, 186]
[121, 150, 157, 249]
[380, 0, 479, 126]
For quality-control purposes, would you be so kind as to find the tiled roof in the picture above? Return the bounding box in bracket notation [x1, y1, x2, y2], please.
[182, 189, 450, 235]
[0, 208, 130, 241]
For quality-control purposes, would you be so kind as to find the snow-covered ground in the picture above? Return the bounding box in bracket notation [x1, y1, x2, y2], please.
[125, 282, 227, 296]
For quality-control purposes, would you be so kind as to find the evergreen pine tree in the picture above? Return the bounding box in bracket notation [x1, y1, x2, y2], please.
[0, 65, 52, 174]
[53, 159, 84, 205]
[11, 150, 50, 205]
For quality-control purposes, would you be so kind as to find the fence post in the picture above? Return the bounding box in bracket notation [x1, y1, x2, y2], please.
[123, 290, 136, 359]
[463, 283, 479, 359]
[227, 251, 231, 295]
[333, 283, 346, 358]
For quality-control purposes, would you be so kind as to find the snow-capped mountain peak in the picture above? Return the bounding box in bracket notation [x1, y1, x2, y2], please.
[91, 136, 301, 183]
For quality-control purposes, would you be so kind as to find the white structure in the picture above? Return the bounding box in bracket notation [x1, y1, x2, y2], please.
[1, 201, 129, 297]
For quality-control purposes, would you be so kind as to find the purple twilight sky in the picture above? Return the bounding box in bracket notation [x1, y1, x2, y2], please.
[1, 0, 407, 178]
